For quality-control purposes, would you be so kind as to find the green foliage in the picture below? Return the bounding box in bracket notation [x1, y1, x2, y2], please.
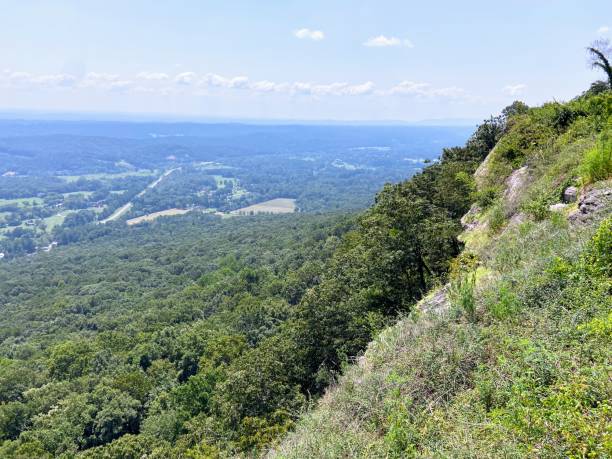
[473, 186, 499, 208]
[449, 272, 477, 322]
[271, 90, 612, 458]
[580, 131, 612, 184]
[486, 201, 506, 234]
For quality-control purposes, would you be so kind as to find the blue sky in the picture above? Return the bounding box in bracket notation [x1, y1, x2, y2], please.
[1, 0, 610, 122]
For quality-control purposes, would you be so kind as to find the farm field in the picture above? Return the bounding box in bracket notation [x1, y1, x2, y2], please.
[126, 208, 191, 225]
[231, 198, 296, 215]
[58, 170, 157, 183]
[62, 191, 95, 198]
[0, 197, 44, 207]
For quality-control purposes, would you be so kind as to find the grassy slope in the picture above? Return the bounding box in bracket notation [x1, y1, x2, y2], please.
[271, 93, 611, 458]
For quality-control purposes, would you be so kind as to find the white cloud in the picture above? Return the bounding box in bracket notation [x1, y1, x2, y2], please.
[31, 74, 77, 87]
[597, 26, 609, 35]
[387, 81, 466, 98]
[79, 72, 135, 92]
[364, 35, 414, 48]
[136, 72, 169, 81]
[294, 28, 325, 41]
[174, 71, 197, 85]
[0, 71, 77, 89]
[502, 83, 527, 96]
[288, 81, 375, 96]
[201, 73, 250, 89]
[250, 80, 281, 92]
[0, 69, 470, 103]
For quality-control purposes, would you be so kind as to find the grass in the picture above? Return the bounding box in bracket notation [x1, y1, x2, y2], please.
[580, 132, 612, 185]
[62, 191, 95, 198]
[0, 197, 44, 208]
[271, 208, 610, 459]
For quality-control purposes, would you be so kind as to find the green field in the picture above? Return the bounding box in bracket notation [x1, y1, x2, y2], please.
[0, 197, 44, 208]
[62, 191, 95, 198]
[58, 170, 157, 183]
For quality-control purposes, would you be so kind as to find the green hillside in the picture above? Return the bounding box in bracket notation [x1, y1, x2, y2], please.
[271, 90, 612, 458]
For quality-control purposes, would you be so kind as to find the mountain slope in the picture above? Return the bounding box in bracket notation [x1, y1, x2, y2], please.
[270, 91, 611, 458]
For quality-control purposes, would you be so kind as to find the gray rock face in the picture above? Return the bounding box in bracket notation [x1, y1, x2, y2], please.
[568, 187, 612, 225]
[503, 166, 529, 213]
[460, 204, 482, 230]
[563, 186, 578, 203]
[419, 284, 450, 315]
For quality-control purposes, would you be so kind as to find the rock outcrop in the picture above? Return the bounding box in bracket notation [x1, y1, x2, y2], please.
[563, 186, 578, 203]
[460, 204, 482, 231]
[418, 284, 450, 315]
[503, 166, 529, 213]
[568, 187, 612, 225]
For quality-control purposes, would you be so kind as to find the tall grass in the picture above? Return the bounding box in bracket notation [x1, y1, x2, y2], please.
[580, 133, 612, 184]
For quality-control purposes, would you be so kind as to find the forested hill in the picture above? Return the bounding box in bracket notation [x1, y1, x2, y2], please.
[0, 86, 610, 458]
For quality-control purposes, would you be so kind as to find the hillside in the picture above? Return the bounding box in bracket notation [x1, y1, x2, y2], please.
[271, 91, 611, 457]
[0, 88, 609, 458]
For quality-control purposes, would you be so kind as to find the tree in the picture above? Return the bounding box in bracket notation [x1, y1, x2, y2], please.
[587, 39, 612, 88]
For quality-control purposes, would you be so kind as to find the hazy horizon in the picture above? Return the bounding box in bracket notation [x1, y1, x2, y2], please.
[2, 0, 610, 121]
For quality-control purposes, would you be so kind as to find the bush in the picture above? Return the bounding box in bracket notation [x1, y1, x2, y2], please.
[487, 203, 506, 234]
[580, 133, 612, 184]
[449, 272, 477, 322]
[473, 186, 499, 208]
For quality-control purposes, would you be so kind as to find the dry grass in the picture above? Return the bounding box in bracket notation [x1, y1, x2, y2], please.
[231, 198, 296, 216]
[126, 208, 191, 225]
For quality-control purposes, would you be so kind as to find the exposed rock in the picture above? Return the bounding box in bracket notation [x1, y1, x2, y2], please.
[568, 187, 612, 225]
[549, 203, 567, 212]
[503, 166, 529, 212]
[509, 212, 528, 226]
[563, 186, 578, 203]
[474, 150, 494, 188]
[418, 284, 450, 315]
[500, 212, 529, 237]
[460, 204, 482, 230]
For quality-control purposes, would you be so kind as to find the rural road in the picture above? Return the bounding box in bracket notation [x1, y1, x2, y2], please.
[101, 168, 180, 223]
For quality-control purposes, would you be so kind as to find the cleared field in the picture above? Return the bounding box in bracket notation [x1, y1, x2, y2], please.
[63, 191, 95, 198]
[59, 170, 156, 183]
[230, 198, 296, 216]
[126, 208, 191, 225]
[0, 197, 44, 207]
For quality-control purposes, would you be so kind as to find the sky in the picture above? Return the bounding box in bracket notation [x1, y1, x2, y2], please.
[0, 0, 610, 122]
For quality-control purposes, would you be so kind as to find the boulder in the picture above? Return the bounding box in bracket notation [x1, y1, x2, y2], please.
[568, 187, 612, 225]
[562, 186, 578, 203]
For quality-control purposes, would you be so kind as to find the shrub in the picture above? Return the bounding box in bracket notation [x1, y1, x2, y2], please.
[449, 272, 477, 322]
[473, 186, 499, 208]
[487, 284, 520, 320]
[580, 133, 612, 184]
[522, 196, 550, 221]
[487, 203, 506, 234]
